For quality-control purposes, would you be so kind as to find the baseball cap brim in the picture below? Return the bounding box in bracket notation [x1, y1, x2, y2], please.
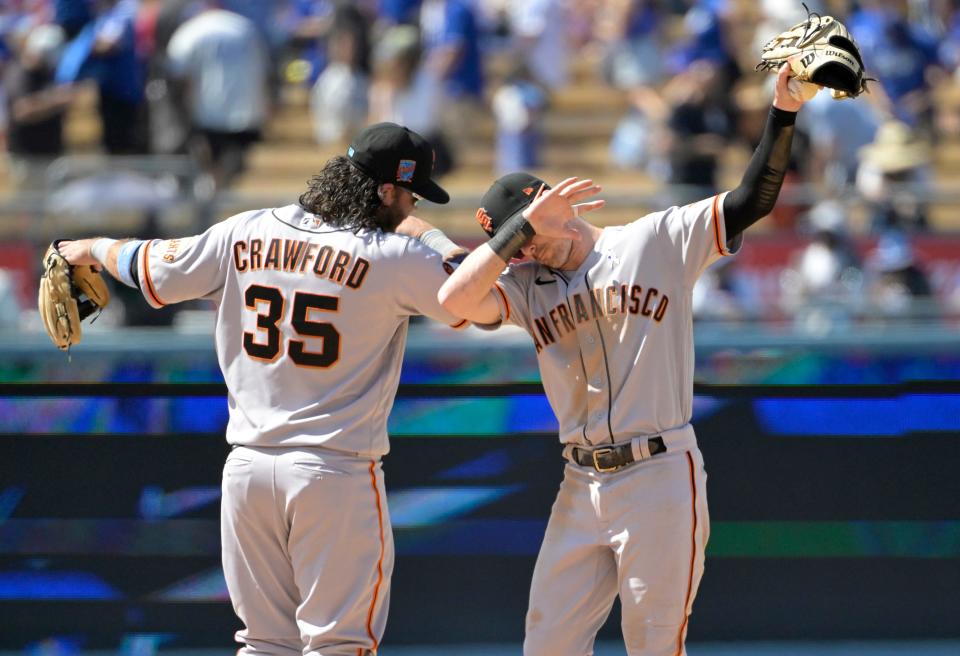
[407, 178, 450, 205]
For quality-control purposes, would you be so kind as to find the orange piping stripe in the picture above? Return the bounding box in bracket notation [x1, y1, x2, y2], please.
[494, 284, 510, 322]
[675, 452, 699, 656]
[142, 241, 166, 307]
[365, 461, 386, 652]
[711, 194, 724, 256]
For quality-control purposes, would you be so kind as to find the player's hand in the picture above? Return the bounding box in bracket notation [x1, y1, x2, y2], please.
[773, 62, 816, 113]
[522, 178, 605, 240]
[57, 239, 101, 269]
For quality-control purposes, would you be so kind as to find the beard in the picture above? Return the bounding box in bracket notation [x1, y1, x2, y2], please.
[376, 199, 408, 232]
[536, 240, 575, 269]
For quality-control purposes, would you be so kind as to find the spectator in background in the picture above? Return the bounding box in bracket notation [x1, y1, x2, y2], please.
[865, 230, 936, 319]
[166, 1, 269, 190]
[2, 1, 54, 37]
[139, 0, 194, 155]
[0, 48, 8, 153]
[856, 119, 933, 232]
[849, 1, 944, 131]
[309, 3, 371, 144]
[597, 0, 664, 92]
[657, 59, 735, 204]
[504, 0, 569, 91]
[55, 0, 146, 155]
[491, 61, 547, 173]
[938, 0, 960, 73]
[692, 257, 744, 321]
[277, 1, 336, 87]
[643, 0, 740, 204]
[378, 0, 422, 26]
[602, 1, 670, 172]
[220, 0, 283, 49]
[797, 79, 881, 189]
[420, 0, 483, 101]
[367, 25, 452, 175]
[780, 199, 865, 333]
[667, 0, 736, 77]
[419, 0, 484, 166]
[53, 0, 93, 39]
[0, 267, 22, 332]
[4, 23, 74, 189]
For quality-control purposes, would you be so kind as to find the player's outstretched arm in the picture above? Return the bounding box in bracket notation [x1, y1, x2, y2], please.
[723, 63, 812, 238]
[59, 238, 139, 287]
[396, 214, 470, 262]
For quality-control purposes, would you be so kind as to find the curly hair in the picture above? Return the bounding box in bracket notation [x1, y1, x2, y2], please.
[298, 156, 398, 232]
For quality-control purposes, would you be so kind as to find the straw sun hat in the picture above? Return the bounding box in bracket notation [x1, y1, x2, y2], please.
[858, 120, 932, 173]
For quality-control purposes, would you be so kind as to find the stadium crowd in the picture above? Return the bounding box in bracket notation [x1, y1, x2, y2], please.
[1, 0, 959, 329]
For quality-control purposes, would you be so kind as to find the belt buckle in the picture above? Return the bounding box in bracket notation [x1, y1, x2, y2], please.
[591, 447, 618, 473]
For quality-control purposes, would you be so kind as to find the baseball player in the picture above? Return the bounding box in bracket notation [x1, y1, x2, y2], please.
[56, 123, 472, 655]
[438, 64, 812, 654]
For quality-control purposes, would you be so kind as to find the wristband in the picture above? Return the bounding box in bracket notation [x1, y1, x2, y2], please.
[116, 240, 144, 289]
[770, 106, 797, 127]
[90, 238, 116, 266]
[418, 228, 462, 259]
[488, 212, 535, 263]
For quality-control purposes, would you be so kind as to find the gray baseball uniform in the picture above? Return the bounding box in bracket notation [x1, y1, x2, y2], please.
[137, 204, 464, 654]
[487, 193, 739, 655]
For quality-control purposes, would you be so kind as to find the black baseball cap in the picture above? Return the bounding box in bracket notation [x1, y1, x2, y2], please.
[476, 172, 550, 236]
[346, 122, 450, 204]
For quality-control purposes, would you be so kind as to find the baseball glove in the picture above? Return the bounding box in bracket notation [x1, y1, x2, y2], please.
[757, 4, 871, 100]
[38, 240, 110, 351]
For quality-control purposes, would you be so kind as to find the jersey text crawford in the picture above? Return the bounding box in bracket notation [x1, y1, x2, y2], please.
[233, 238, 370, 289]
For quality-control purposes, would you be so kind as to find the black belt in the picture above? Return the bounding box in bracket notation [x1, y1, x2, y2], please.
[570, 436, 666, 473]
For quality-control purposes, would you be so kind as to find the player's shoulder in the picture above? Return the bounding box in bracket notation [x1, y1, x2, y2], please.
[378, 231, 448, 262]
[500, 259, 540, 284]
[627, 194, 722, 231]
[213, 206, 276, 236]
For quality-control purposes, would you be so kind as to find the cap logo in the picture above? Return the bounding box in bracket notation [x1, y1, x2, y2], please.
[347, 146, 355, 157]
[397, 159, 416, 182]
[522, 187, 534, 196]
[476, 207, 494, 233]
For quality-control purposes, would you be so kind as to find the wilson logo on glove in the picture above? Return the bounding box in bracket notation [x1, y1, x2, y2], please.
[757, 3, 874, 100]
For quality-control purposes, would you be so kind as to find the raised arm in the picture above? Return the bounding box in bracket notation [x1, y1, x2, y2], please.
[438, 179, 603, 324]
[723, 63, 810, 238]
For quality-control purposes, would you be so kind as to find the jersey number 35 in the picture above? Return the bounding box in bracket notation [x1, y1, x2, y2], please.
[242, 284, 340, 368]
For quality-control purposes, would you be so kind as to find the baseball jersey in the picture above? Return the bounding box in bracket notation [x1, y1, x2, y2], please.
[137, 204, 464, 455]
[489, 193, 741, 445]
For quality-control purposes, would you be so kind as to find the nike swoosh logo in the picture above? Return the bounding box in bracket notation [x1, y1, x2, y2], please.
[534, 277, 556, 285]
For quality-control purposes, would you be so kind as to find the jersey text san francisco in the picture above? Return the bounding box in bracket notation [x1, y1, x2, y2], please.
[532, 284, 668, 353]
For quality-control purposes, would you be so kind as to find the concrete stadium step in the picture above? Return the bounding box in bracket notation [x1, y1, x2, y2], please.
[265, 111, 625, 145]
[243, 139, 619, 177]
[234, 165, 659, 213]
[934, 140, 960, 170]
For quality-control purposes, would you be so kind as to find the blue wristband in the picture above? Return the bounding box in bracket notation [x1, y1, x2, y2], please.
[117, 240, 144, 288]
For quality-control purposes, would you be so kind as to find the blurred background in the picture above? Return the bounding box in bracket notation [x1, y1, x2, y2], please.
[0, 0, 958, 654]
